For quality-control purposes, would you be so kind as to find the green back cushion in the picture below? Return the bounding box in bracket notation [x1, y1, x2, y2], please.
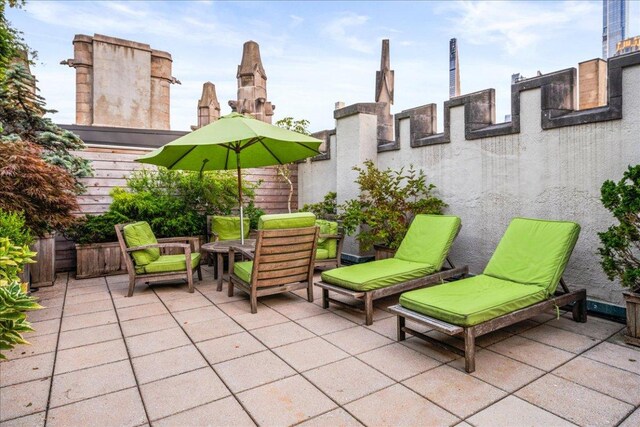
[483, 218, 580, 294]
[316, 219, 338, 258]
[123, 222, 160, 266]
[394, 215, 461, 269]
[212, 216, 250, 241]
[258, 212, 316, 230]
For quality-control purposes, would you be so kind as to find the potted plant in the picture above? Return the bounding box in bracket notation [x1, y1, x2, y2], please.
[598, 165, 640, 346]
[341, 161, 446, 260]
[0, 209, 35, 288]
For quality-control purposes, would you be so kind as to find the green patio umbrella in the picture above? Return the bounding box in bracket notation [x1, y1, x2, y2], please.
[136, 112, 323, 243]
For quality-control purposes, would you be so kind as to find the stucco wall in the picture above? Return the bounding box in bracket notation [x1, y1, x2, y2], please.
[298, 62, 640, 307]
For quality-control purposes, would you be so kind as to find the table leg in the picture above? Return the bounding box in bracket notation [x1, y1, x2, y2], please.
[217, 252, 224, 291]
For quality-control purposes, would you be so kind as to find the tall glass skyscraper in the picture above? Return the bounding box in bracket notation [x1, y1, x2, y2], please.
[603, 0, 628, 59]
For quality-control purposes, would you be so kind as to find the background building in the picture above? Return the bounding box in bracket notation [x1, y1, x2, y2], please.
[603, 0, 629, 59]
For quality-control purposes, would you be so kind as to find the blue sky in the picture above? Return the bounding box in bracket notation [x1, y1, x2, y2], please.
[6, 0, 640, 132]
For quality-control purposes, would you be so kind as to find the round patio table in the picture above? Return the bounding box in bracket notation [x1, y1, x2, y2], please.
[202, 239, 256, 291]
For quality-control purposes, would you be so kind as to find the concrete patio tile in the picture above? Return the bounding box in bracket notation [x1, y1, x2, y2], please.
[583, 341, 640, 374]
[110, 285, 155, 299]
[65, 284, 109, 297]
[357, 343, 441, 381]
[297, 313, 357, 336]
[116, 302, 168, 322]
[60, 309, 118, 332]
[214, 350, 295, 393]
[27, 306, 62, 323]
[0, 378, 50, 422]
[153, 285, 195, 300]
[25, 319, 60, 337]
[345, 383, 459, 427]
[0, 352, 55, 386]
[502, 319, 539, 334]
[487, 335, 574, 371]
[550, 315, 624, 340]
[217, 299, 267, 317]
[197, 332, 266, 365]
[112, 293, 159, 309]
[58, 323, 121, 350]
[0, 411, 45, 427]
[553, 356, 640, 405]
[324, 326, 393, 355]
[403, 364, 506, 418]
[153, 396, 255, 427]
[64, 290, 111, 306]
[182, 316, 244, 342]
[251, 321, 315, 348]
[237, 375, 336, 426]
[120, 313, 177, 337]
[132, 345, 207, 384]
[125, 327, 191, 358]
[67, 277, 106, 287]
[63, 298, 114, 317]
[5, 333, 58, 359]
[620, 407, 640, 427]
[47, 388, 147, 427]
[400, 336, 459, 363]
[516, 374, 632, 426]
[333, 307, 393, 325]
[199, 287, 248, 304]
[50, 360, 136, 407]
[163, 294, 212, 312]
[105, 274, 129, 284]
[448, 349, 544, 392]
[55, 339, 128, 374]
[233, 308, 289, 330]
[467, 395, 575, 427]
[273, 337, 349, 372]
[521, 323, 598, 353]
[529, 309, 558, 324]
[140, 368, 230, 421]
[363, 316, 429, 340]
[475, 329, 513, 348]
[269, 299, 328, 320]
[305, 357, 394, 405]
[298, 408, 363, 427]
[172, 305, 227, 326]
[34, 296, 64, 309]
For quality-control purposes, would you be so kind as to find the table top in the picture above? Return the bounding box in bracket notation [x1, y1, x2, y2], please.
[201, 239, 256, 253]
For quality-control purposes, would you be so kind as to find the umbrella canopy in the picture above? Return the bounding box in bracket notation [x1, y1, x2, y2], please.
[136, 112, 323, 242]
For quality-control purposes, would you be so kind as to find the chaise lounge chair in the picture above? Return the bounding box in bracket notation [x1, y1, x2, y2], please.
[316, 215, 468, 325]
[389, 217, 587, 373]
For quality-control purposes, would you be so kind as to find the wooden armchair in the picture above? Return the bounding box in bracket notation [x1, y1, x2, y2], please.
[228, 225, 319, 313]
[115, 222, 202, 297]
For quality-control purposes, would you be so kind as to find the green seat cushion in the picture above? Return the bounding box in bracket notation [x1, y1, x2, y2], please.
[316, 220, 338, 258]
[258, 212, 316, 230]
[211, 216, 250, 242]
[137, 253, 201, 274]
[316, 248, 330, 260]
[483, 218, 580, 295]
[233, 260, 253, 283]
[123, 222, 160, 266]
[321, 258, 435, 292]
[399, 275, 547, 326]
[394, 215, 461, 269]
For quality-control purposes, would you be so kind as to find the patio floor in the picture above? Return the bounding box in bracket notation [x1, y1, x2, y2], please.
[1, 266, 640, 427]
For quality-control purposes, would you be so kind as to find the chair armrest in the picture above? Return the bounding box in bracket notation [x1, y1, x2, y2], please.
[209, 231, 220, 242]
[157, 236, 199, 244]
[228, 246, 254, 260]
[125, 243, 189, 252]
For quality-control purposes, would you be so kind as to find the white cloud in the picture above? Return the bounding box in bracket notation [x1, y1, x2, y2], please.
[323, 12, 373, 53]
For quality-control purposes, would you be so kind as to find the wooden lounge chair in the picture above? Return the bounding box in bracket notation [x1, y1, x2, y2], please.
[316, 215, 468, 325]
[389, 217, 587, 373]
[228, 225, 319, 313]
[115, 221, 202, 297]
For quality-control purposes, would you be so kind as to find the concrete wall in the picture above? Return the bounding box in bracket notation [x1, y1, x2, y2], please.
[298, 54, 640, 307]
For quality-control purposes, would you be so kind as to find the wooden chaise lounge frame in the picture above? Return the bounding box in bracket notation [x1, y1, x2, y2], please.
[388, 279, 587, 373]
[115, 223, 202, 297]
[316, 258, 468, 326]
[314, 232, 344, 270]
[228, 226, 319, 313]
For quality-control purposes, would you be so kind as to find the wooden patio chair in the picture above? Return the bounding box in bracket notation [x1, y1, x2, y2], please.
[115, 222, 202, 297]
[314, 219, 344, 270]
[228, 225, 319, 313]
[389, 217, 587, 373]
[316, 215, 467, 325]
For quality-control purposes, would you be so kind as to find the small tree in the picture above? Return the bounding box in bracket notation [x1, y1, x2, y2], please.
[598, 165, 640, 291]
[274, 117, 310, 213]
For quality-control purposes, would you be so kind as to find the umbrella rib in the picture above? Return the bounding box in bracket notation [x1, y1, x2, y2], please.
[168, 146, 198, 170]
[259, 140, 283, 164]
[290, 140, 322, 155]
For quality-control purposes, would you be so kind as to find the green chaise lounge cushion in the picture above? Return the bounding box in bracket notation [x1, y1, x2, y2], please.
[211, 216, 250, 241]
[316, 219, 338, 259]
[123, 222, 160, 267]
[234, 260, 253, 283]
[258, 212, 316, 230]
[321, 258, 434, 292]
[137, 253, 201, 275]
[320, 214, 461, 291]
[399, 275, 547, 326]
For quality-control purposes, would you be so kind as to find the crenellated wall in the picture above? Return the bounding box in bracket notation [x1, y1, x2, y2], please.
[298, 51, 640, 308]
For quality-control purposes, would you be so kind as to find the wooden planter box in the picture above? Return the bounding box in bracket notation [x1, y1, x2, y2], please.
[373, 244, 396, 261]
[76, 241, 126, 279]
[31, 233, 56, 287]
[624, 290, 640, 347]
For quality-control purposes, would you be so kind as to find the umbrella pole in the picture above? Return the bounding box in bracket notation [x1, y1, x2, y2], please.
[237, 152, 244, 245]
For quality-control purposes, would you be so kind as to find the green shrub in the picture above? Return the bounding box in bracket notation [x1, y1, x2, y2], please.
[63, 211, 130, 245]
[301, 192, 337, 220]
[0, 209, 33, 246]
[598, 165, 640, 291]
[244, 201, 265, 230]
